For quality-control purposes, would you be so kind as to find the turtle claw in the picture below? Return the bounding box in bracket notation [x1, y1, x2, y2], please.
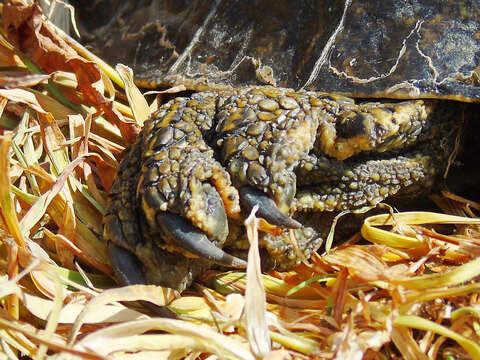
[239, 186, 302, 229]
[107, 241, 146, 285]
[156, 212, 247, 268]
[107, 242, 177, 318]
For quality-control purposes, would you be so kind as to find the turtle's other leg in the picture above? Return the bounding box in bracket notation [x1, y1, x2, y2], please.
[294, 151, 442, 213]
[293, 100, 457, 212]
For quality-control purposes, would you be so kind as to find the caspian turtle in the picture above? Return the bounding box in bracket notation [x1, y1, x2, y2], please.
[73, 0, 480, 291]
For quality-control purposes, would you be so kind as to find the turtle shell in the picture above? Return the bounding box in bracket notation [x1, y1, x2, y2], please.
[74, 0, 480, 101]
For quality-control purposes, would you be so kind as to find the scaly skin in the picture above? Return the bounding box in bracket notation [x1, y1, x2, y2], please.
[104, 86, 454, 291]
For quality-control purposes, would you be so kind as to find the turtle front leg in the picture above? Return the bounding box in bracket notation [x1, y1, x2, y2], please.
[134, 92, 258, 290]
[105, 92, 247, 291]
[103, 116, 213, 291]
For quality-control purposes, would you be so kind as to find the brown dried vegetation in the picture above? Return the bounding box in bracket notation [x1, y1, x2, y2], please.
[0, 1, 480, 359]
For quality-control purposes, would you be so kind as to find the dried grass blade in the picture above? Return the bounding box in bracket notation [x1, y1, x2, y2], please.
[0, 277, 22, 299]
[0, 326, 36, 359]
[394, 315, 480, 358]
[0, 316, 105, 360]
[244, 205, 271, 356]
[0, 33, 25, 67]
[0, 73, 50, 88]
[52, 25, 124, 89]
[12, 117, 41, 196]
[14, 240, 66, 300]
[34, 270, 63, 360]
[19, 153, 87, 236]
[22, 291, 145, 324]
[213, 271, 327, 300]
[331, 320, 363, 360]
[75, 318, 255, 360]
[116, 64, 150, 126]
[0, 88, 47, 114]
[106, 349, 178, 360]
[391, 326, 429, 360]
[3, 1, 138, 143]
[69, 285, 177, 343]
[402, 283, 480, 308]
[451, 306, 480, 322]
[74, 221, 110, 271]
[168, 296, 212, 319]
[331, 268, 348, 326]
[11, 181, 109, 272]
[0, 95, 8, 123]
[393, 257, 480, 290]
[38, 111, 71, 175]
[78, 333, 192, 358]
[17, 52, 86, 113]
[0, 133, 25, 319]
[28, 88, 77, 122]
[69, 59, 140, 144]
[72, 113, 107, 209]
[362, 211, 480, 248]
[269, 331, 320, 355]
[0, 133, 25, 248]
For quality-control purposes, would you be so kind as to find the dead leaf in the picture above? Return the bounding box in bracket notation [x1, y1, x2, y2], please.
[3, 0, 140, 144]
[0, 88, 47, 114]
[0, 73, 50, 88]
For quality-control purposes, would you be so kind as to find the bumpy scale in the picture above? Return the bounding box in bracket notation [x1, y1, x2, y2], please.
[104, 86, 453, 291]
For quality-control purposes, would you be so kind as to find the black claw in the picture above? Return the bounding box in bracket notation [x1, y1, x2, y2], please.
[157, 212, 247, 268]
[107, 241, 147, 285]
[107, 242, 177, 318]
[239, 186, 302, 229]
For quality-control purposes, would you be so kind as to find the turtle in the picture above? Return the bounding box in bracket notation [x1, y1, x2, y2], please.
[73, 0, 480, 291]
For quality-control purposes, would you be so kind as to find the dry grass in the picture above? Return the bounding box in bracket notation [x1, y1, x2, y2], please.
[1, 1, 480, 359]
